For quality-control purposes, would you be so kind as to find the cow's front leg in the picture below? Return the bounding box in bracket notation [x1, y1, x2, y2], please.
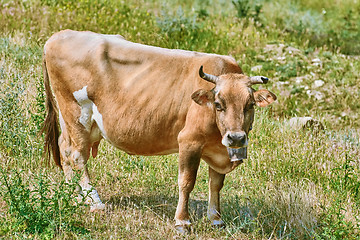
[208, 166, 225, 228]
[175, 147, 201, 233]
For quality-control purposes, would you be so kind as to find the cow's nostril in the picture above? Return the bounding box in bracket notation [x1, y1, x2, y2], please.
[240, 135, 246, 145]
[227, 134, 234, 144]
[261, 76, 269, 83]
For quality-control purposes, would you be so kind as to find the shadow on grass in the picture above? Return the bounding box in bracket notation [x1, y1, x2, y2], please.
[220, 195, 318, 239]
[105, 192, 316, 238]
[107, 193, 208, 222]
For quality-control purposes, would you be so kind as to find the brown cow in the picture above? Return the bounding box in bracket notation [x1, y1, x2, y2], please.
[42, 30, 276, 233]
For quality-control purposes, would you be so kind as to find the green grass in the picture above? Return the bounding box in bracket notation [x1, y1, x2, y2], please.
[0, 169, 89, 237]
[0, 0, 359, 239]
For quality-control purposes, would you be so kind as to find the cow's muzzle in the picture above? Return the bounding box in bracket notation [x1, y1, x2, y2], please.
[221, 131, 248, 162]
[221, 131, 248, 148]
[227, 147, 247, 162]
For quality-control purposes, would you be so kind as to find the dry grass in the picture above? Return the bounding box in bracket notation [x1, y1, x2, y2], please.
[1, 0, 360, 239]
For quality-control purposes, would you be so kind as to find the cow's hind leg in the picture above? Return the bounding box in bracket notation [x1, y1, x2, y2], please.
[72, 146, 105, 212]
[58, 107, 105, 212]
[58, 131, 74, 182]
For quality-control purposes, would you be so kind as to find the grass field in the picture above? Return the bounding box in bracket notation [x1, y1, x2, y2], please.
[0, 0, 359, 239]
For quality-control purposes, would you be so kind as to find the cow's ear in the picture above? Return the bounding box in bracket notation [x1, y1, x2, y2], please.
[191, 89, 214, 105]
[254, 89, 277, 107]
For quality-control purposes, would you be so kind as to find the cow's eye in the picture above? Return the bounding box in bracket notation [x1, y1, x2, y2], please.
[214, 102, 224, 111]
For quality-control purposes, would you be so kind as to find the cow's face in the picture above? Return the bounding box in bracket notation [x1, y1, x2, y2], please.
[192, 66, 276, 158]
[212, 76, 255, 148]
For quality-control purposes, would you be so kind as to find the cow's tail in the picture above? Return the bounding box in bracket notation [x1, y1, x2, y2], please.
[41, 53, 62, 169]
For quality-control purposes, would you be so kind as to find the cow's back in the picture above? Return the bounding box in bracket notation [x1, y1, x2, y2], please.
[44, 30, 242, 155]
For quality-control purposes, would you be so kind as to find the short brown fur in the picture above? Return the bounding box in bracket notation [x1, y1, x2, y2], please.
[42, 30, 277, 232]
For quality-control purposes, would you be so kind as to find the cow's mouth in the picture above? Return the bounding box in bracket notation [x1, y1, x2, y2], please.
[227, 147, 247, 162]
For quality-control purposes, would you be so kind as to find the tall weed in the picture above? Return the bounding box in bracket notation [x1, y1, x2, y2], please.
[232, 0, 263, 23]
[0, 168, 89, 238]
[0, 83, 30, 157]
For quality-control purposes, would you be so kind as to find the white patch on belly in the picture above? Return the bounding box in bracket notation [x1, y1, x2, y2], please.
[92, 104, 106, 139]
[73, 86, 108, 140]
[59, 109, 66, 132]
[73, 86, 92, 131]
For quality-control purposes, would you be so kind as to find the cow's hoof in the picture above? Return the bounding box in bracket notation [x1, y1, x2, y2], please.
[90, 202, 106, 212]
[211, 220, 225, 229]
[175, 225, 191, 234]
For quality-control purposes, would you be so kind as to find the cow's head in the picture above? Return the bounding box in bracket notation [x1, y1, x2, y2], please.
[192, 66, 277, 161]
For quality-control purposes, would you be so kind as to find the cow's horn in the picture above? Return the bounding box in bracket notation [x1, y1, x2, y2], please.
[199, 66, 219, 84]
[250, 76, 269, 85]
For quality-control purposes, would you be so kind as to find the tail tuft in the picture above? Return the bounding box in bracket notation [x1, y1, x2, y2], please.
[40, 53, 62, 169]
